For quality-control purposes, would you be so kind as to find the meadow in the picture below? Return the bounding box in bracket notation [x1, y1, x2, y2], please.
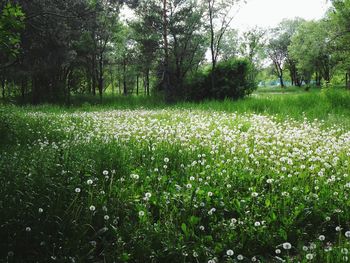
[1, 88, 350, 262]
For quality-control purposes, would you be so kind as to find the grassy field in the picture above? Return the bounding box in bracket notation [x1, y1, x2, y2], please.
[1, 88, 350, 262]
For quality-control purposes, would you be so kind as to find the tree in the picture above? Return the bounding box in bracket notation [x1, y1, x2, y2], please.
[266, 18, 304, 87]
[328, 0, 350, 89]
[205, 0, 241, 90]
[132, 0, 162, 96]
[289, 20, 334, 86]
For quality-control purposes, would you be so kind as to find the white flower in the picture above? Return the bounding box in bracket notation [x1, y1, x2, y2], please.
[341, 248, 349, 255]
[130, 174, 139, 180]
[226, 249, 234, 256]
[345, 231, 350, 238]
[303, 246, 308, 251]
[266, 179, 274, 184]
[336, 226, 342, 232]
[102, 170, 109, 175]
[237, 254, 244, 261]
[89, 205, 96, 211]
[104, 215, 109, 220]
[38, 208, 43, 213]
[87, 179, 93, 185]
[306, 253, 314, 260]
[208, 208, 216, 215]
[145, 192, 152, 198]
[275, 249, 281, 254]
[251, 192, 259, 198]
[186, 183, 192, 189]
[193, 251, 198, 257]
[164, 157, 169, 163]
[199, 225, 205, 231]
[138, 211, 145, 217]
[208, 191, 213, 197]
[75, 187, 81, 193]
[254, 221, 261, 227]
[25, 227, 31, 232]
[319, 235, 325, 241]
[282, 242, 292, 250]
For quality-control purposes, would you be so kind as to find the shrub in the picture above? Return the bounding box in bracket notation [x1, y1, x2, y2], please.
[185, 58, 257, 101]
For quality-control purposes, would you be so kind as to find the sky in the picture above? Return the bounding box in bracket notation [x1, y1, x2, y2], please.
[121, 0, 332, 32]
[231, 0, 331, 31]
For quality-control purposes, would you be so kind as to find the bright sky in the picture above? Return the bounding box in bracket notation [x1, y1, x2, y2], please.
[121, 0, 332, 32]
[231, 0, 331, 31]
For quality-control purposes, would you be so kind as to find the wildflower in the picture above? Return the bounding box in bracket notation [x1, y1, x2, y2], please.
[254, 221, 261, 227]
[303, 246, 308, 251]
[199, 225, 205, 231]
[138, 211, 145, 217]
[164, 157, 169, 163]
[319, 235, 325, 241]
[306, 253, 314, 260]
[208, 191, 213, 197]
[104, 215, 109, 220]
[237, 254, 244, 261]
[226, 249, 234, 256]
[75, 187, 81, 193]
[345, 231, 350, 238]
[251, 192, 259, 198]
[193, 251, 198, 258]
[336, 226, 342, 232]
[208, 208, 216, 215]
[25, 227, 31, 232]
[87, 179, 93, 185]
[130, 174, 139, 180]
[266, 179, 274, 184]
[102, 170, 108, 176]
[89, 205, 96, 211]
[341, 248, 349, 255]
[38, 208, 43, 213]
[282, 242, 292, 250]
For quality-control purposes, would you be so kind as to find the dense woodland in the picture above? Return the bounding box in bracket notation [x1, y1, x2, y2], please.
[1, 0, 350, 104]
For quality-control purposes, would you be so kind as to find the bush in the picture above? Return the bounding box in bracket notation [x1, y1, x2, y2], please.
[185, 58, 257, 101]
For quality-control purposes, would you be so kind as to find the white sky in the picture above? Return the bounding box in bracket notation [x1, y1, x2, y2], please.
[121, 0, 332, 32]
[231, 0, 331, 31]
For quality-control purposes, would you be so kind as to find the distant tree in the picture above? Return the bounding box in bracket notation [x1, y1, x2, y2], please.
[289, 20, 334, 86]
[328, 0, 350, 88]
[205, 0, 242, 90]
[266, 18, 304, 87]
[220, 28, 239, 61]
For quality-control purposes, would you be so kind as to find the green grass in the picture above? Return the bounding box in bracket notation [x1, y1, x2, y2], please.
[1, 88, 350, 262]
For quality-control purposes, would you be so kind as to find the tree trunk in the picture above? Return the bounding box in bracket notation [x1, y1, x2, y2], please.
[136, 75, 139, 96]
[98, 53, 103, 102]
[123, 56, 127, 96]
[1, 78, 5, 98]
[163, 0, 172, 103]
[92, 56, 96, 96]
[21, 78, 27, 100]
[146, 70, 150, 96]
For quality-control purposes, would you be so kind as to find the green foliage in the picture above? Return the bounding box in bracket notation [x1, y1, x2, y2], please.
[0, 3, 25, 63]
[185, 58, 257, 101]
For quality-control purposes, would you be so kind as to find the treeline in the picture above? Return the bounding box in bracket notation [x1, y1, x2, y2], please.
[0, 0, 349, 104]
[265, 1, 350, 89]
